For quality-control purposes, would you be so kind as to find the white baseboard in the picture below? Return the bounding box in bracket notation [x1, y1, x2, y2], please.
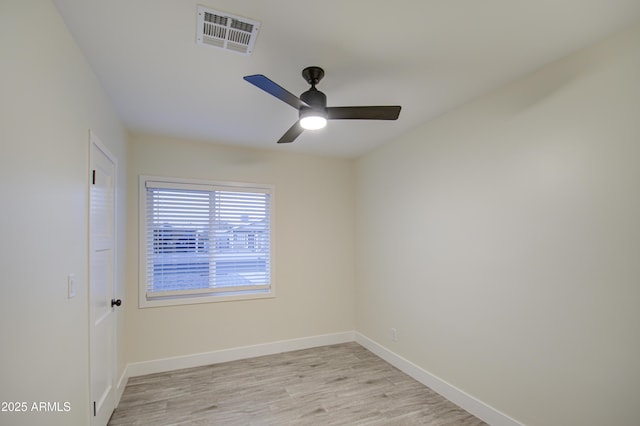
[114, 369, 128, 408]
[354, 332, 523, 426]
[124, 331, 355, 379]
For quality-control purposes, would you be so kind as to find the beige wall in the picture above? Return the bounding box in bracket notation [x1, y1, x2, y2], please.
[355, 22, 640, 426]
[125, 134, 355, 363]
[0, 1, 128, 425]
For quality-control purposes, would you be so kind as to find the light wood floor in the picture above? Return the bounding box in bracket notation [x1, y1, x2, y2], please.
[108, 342, 487, 425]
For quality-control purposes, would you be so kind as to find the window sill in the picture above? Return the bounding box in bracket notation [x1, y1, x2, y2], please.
[139, 290, 275, 308]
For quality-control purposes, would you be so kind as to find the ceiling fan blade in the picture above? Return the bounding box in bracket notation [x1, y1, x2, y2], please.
[244, 74, 308, 110]
[277, 121, 304, 144]
[327, 106, 401, 120]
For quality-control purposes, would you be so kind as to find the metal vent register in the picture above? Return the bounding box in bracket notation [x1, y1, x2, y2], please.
[196, 6, 260, 55]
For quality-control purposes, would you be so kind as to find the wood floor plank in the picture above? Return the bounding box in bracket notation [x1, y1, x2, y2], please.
[109, 342, 487, 425]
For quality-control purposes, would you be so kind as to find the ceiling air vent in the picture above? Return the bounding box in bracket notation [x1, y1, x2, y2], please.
[196, 6, 260, 55]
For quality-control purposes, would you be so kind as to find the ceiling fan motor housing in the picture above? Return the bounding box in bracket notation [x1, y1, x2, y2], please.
[300, 66, 327, 117]
[299, 77, 328, 128]
[300, 88, 326, 108]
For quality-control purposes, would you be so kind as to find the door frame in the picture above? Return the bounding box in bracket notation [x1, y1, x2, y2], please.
[88, 130, 119, 425]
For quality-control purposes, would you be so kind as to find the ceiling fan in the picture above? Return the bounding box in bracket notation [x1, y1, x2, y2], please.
[243, 66, 402, 144]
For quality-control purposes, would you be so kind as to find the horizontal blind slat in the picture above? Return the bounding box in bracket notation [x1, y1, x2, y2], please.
[145, 183, 271, 297]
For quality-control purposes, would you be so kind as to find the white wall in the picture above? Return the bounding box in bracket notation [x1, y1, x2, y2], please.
[355, 22, 640, 426]
[0, 1, 128, 425]
[125, 134, 355, 363]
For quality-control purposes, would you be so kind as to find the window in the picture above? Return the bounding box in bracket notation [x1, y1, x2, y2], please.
[139, 176, 274, 307]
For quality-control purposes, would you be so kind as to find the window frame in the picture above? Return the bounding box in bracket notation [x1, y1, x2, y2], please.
[139, 175, 275, 308]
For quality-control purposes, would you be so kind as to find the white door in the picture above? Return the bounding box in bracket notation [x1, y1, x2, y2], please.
[89, 132, 119, 425]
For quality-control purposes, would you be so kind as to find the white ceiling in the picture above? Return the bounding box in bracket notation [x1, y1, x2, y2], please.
[53, 0, 640, 158]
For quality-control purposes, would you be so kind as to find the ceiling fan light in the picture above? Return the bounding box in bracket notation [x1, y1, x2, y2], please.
[300, 115, 327, 130]
[299, 108, 328, 130]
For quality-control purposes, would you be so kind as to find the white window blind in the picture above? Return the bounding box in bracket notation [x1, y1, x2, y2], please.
[144, 179, 272, 300]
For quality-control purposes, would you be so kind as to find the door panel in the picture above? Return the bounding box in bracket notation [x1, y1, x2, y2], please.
[89, 133, 117, 425]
